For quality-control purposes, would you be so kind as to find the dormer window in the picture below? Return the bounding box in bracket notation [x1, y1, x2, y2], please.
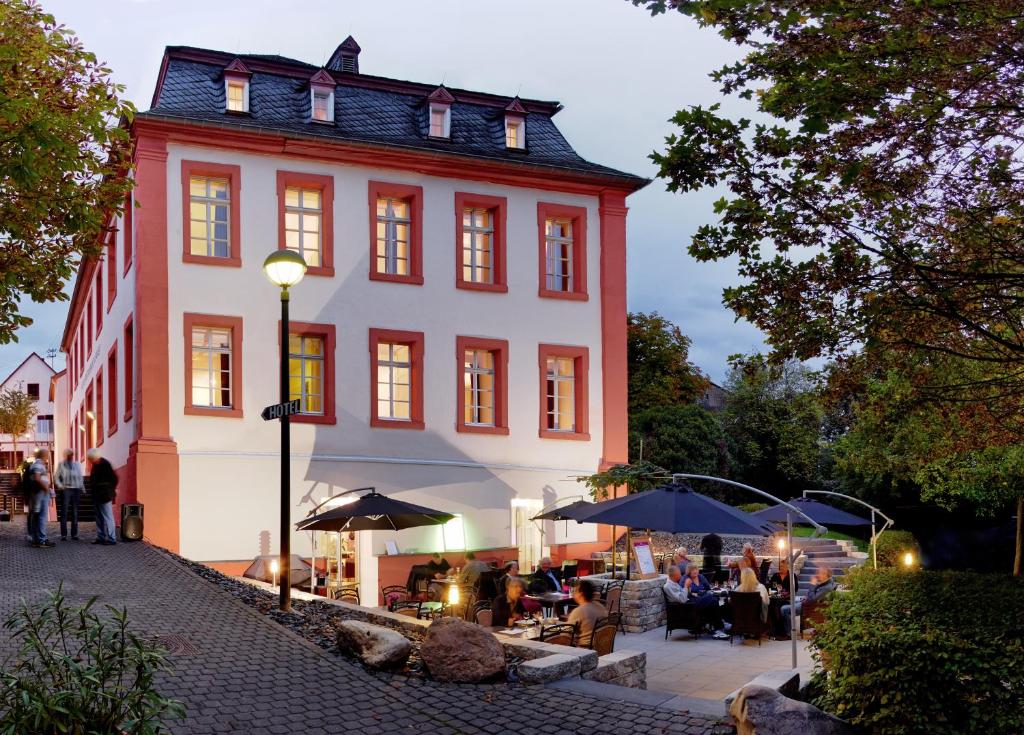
[309, 69, 336, 124]
[429, 104, 450, 138]
[223, 59, 251, 114]
[504, 97, 527, 150]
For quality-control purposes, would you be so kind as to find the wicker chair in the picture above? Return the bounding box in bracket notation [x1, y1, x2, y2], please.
[589, 619, 617, 656]
[800, 597, 828, 633]
[539, 622, 578, 647]
[728, 591, 767, 645]
[758, 558, 772, 585]
[662, 589, 703, 639]
[603, 580, 625, 632]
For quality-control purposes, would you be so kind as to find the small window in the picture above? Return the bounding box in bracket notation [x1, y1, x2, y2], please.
[464, 349, 495, 427]
[284, 186, 322, 268]
[191, 326, 234, 409]
[375, 197, 411, 276]
[538, 344, 589, 440]
[544, 217, 574, 293]
[189, 176, 231, 258]
[288, 334, 324, 415]
[545, 356, 576, 432]
[429, 104, 450, 138]
[312, 89, 333, 122]
[376, 342, 412, 422]
[505, 117, 525, 149]
[26, 383, 39, 399]
[226, 80, 248, 112]
[462, 208, 494, 285]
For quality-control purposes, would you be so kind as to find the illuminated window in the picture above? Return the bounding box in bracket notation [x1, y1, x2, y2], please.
[429, 104, 450, 138]
[442, 514, 465, 551]
[463, 349, 495, 427]
[226, 80, 248, 112]
[462, 208, 494, 284]
[375, 197, 411, 276]
[376, 342, 411, 421]
[544, 218, 574, 292]
[189, 176, 231, 258]
[312, 89, 333, 122]
[288, 334, 324, 415]
[545, 356, 576, 432]
[505, 117, 525, 149]
[190, 327, 234, 409]
[283, 186, 322, 268]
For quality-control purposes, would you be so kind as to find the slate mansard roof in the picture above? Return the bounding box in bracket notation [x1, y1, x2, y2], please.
[141, 43, 648, 190]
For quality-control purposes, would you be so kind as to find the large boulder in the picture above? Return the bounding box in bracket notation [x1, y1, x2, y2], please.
[420, 617, 506, 683]
[336, 620, 412, 670]
[730, 685, 853, 735]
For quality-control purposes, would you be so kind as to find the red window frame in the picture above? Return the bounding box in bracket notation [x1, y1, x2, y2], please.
[181, 160, 242, 267]
[367, 181, 424, 285]
[183, 313, 244, 418]
[95, 369, 104, 447]
[106, 232, 117, 312]
[279, 321, 337, 425]
[94, 269, 103, 334]
[107, 343, 118, 437]
[368, 328, 425, 430]
[455, 336, 509, 435]
[537, 343, 590, 441]
[123, 191, 133, 275]
[123, 316, 134, 421]
[277, 171, 335, 277]
[537, 202, 589, 301]
[454, 192, 508, 293]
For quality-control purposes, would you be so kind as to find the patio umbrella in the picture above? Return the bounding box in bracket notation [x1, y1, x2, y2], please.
[753, 496, 872, 526]
[570, 481, 776, 536]
[295, 488, 454, 532]
[531, 500, 592, 522]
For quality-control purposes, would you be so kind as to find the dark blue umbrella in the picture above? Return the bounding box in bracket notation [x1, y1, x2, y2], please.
[295, 488, 453, 532]
[753, 496, 872, 527]
[567, 482, 775, 536]
[532, 500, 592, 522]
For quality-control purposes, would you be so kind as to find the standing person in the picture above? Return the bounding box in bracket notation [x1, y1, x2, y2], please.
[54, 448, 84, 541]
[87, 448, 119, 545]
[27, 449, 54, 548]
[700, 532, 723, 580]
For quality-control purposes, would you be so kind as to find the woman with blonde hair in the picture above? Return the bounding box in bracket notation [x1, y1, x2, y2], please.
[737, 566, 769, 622]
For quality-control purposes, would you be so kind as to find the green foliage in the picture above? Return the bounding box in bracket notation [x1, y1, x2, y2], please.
[811, 569, 1024, 734]
[0, 586, 185, 734]
[0, 0, 134, 343]
[577, 460, 669, 501]
[627, 311, 709, 415]
[629, 404, 725, 474]
[0, 388, 37, 458]
[736, 502, 769, 513]
[870, 530, 920, 568]
[721, 356, 825, 496]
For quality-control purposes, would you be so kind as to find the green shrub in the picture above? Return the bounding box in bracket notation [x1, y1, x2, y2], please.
[870, 529, 920, 567]
[737, 502, 770, 513]
[0, 586, 185, 735]
[811, 569, 1024, 735]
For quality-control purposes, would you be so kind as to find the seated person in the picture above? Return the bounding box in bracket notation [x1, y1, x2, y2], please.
[729, 555, 752, 585]
[498, 561, 541, 613]
[736, 567, 770, 623]
[425, 552, 451, 579]
[492, 577, 529, 628]
[528, 556, 563, 594]
[663, 564, 689, 604]
[566, 579, 607, 647]
[777, 565, 836, 640]
[684, 563, 728, 639]
[768, 559, 792, 596]
[456, 550, 491, 588]
[683, 563, 713, 596]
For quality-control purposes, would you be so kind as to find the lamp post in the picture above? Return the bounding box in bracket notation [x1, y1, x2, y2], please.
[263, 249, 307, 611]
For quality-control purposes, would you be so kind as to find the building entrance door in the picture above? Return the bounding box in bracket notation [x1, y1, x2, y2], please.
[511, 499, 543, 573]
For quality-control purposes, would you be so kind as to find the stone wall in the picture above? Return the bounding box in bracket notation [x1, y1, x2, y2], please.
[582, 650, 647, 689]
[617, 531, 776, 557]
[582, 573, 668, 634]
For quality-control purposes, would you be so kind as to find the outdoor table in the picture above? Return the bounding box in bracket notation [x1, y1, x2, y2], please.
[419, 601, 444, 619]
[526, 592, 571, 618]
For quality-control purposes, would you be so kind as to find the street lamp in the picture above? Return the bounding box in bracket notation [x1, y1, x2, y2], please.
[263, 249, 307, 611]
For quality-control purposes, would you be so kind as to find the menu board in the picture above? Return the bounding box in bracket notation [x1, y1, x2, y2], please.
[631, 539, 658, 578]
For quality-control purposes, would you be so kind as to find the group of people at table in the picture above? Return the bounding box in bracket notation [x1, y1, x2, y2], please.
[417, 551, 606, 647]
[664, 543, 836, 640]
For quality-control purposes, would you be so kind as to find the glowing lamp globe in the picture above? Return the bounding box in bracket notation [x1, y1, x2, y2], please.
[902, 552, 914, 568]
[263, 249, 307, 288]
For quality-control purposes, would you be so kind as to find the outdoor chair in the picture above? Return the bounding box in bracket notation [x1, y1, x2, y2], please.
[728, 591, 767, 645]
[662, 589, 703, 639]
[800, 598, 828, 633]
[758, 558, 772, 585]
[476, 570, 500, 602]
[474, 608, 493, 627]
[605, 611, 623, 631]
[392, 600, 423, 618]
[602, 581, 625, 632]
[561, 560, 578, 581]
[589, 619, 617, 656]
[539, 622, 578, 647]
[381, 584, 408, 610]
[333, 587, 360, 605]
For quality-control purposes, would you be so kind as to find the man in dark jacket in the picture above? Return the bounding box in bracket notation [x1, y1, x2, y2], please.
[86, 448, 119, 545]
[528, 556, 563, 594]
[700, 532, 723, 579]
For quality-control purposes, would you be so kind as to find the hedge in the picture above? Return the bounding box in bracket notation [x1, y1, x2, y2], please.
[811, 568, 1024, 735]
[870, 529, 920, 567]
[737, 502, 770, 513]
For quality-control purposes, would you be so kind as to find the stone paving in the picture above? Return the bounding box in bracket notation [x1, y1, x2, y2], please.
[0, 521, 731, 735]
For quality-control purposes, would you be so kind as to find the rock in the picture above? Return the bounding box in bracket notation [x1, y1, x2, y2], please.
[420, 617, 506, 683]
[730, 685, 853, 735]
[336, 620, 412, 670]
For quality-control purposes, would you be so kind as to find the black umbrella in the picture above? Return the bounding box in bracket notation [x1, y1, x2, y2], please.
[753, 496, 872, 526]
[532, 500, 593, 522]
[570, 482, 776, 536]
[295, 488, 454, 532]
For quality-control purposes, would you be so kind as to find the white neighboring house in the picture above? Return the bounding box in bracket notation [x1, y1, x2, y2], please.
[0, 353, 56, 469]
[59, 38, 646, 598]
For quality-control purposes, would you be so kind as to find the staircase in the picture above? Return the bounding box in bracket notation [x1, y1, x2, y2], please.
[793, 538, 865, 593]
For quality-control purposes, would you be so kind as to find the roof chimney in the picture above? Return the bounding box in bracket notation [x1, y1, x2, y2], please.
[326, 36, 360, 74]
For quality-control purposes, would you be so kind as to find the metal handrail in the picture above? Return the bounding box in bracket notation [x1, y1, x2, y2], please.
[802, 489, 894, 569]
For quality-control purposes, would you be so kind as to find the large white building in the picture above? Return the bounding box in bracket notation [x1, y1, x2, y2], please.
[59, 38, 647, 596]
[0, 353, 57, 469]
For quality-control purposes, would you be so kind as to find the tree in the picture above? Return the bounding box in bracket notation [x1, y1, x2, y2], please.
[628, 311, 709, 415]
[0, 388, 38, 467]
[630, 0, 1024, 390]
[630, 403, 726, 476]
[721, 356, 824, 498]
[0, 1, 134, 343]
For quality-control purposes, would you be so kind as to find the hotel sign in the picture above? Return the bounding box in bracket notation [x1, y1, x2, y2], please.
[261, 399, 301, 421]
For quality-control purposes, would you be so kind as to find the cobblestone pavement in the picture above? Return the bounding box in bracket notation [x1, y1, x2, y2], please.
[0, 522, 732, 734]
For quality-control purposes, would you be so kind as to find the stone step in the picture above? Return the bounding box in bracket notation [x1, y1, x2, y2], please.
[803, 549, 844, 557]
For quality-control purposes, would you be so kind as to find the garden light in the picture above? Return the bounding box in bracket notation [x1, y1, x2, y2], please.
[448, 584, 459, 606]
[903, 552, 915, 568]
[270, 559, 279, 588]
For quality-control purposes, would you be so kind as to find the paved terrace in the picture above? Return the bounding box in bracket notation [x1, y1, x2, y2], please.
[0, 522, 730, 735]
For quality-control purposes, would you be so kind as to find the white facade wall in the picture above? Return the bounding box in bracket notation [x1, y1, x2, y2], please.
[164, 143, 603, 572]
[0, 354, 56, 464]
